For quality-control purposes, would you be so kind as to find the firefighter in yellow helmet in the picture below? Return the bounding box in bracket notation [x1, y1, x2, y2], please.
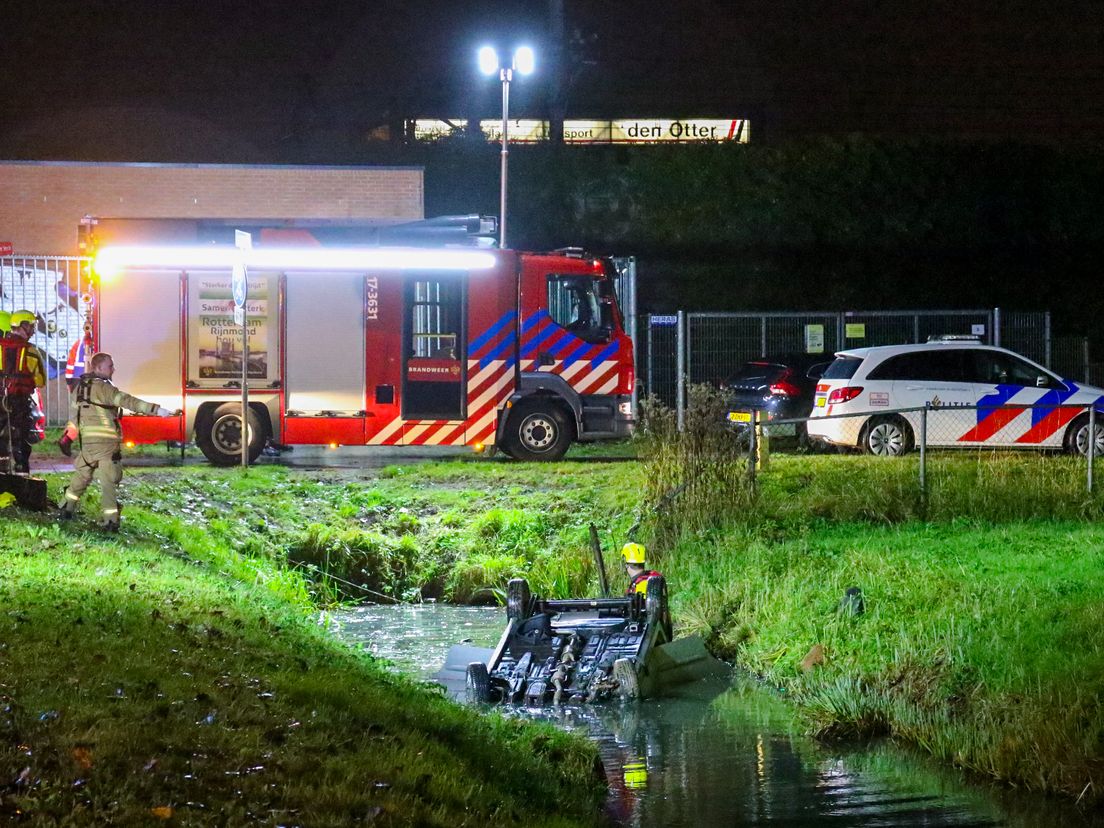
[1, 310, 47, 473]
[621, 542, 662, 596]
[58, 351, 174, 531]
[0, 310, 12, 469]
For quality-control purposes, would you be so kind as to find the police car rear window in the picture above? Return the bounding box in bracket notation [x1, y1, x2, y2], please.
[822, 356, 862, 379]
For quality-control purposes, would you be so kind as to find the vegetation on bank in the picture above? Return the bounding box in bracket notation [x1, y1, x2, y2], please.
[635, 392, 1104, 803]
[14, 415, 1104, 808]
[0, 481, 607, 825]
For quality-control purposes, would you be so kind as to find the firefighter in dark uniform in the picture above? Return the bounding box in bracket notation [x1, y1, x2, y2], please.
[621, 542, 662, 596]
[1, 310, 47, 473]
[622, 541, 673, 643]
[58, 352, 173, 530]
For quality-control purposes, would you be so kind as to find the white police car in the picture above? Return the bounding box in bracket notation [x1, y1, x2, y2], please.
[807, 338, 1104, 456]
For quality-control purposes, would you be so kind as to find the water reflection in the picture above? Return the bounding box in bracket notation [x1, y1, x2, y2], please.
[334, 604, 1101, 828]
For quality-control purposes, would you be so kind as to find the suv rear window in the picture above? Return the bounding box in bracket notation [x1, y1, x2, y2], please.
[822, 356, 862, 380]
[726, 362, 787, 384]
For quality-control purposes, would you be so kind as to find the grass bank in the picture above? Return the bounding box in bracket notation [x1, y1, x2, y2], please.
[0, 503, 605, 824]
[653, 449, 1104, 804]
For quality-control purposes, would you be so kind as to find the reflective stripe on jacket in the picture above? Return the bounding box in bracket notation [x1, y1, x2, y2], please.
[0, 335, 46, 393]
[626, 570, 663, 596]
[68, 376, 159, 444]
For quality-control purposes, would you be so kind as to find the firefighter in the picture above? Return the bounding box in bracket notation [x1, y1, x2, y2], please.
[0, 310, 12, 468]
[58, 352, 174, 531]
[1, 310, 47, 473]
[621, 542, 662, 596]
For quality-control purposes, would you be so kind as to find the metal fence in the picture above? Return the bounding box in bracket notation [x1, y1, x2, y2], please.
[755, 402, 1100, 494]
[643, 308, 1073, 412]
[1, 256, 95, 426]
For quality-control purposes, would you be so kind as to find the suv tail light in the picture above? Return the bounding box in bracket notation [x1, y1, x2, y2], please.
[827, 386, 864, 404]
[768, 369, 802, 397]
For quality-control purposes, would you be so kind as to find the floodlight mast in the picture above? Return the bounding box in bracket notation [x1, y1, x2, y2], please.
[478, 46, 535, 249]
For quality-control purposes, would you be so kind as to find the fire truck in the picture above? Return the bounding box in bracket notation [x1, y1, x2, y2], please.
[88, 217, 635, 464]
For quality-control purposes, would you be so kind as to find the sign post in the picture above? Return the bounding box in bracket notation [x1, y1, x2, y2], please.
[233, 231, 251, 467]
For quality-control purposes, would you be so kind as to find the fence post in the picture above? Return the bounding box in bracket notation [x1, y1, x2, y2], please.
[748, 410, 758, 486]
[676, 310, 686, 432]
[919, 405, 928, 504]
[646, 315, 654, 401]
[993, 307, 1001, 348]
[1089, 405, 1096, 495]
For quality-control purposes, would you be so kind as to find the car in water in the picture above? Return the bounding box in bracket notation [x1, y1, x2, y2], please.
[807, 338, 1104, 456]
[720, 355, 828, 444]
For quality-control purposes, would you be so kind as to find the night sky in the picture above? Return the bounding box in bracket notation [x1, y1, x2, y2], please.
[2, 1, 1103, 162]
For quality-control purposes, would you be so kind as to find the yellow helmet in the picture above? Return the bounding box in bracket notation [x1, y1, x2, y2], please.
[0, 311, 9, 331]
[10, 310, 36, 329]
[620, 542, 646, 565]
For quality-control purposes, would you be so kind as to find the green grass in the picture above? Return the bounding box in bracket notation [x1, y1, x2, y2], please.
[0, 516, 604, 826]
[21, 425, 1104, 806]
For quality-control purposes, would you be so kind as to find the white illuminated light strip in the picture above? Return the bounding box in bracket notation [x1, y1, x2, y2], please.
[95, 246, 497, 274]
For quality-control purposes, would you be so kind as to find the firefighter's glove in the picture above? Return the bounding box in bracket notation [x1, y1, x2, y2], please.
[58, 434, 74, 458]
[155, 407, 175, 417]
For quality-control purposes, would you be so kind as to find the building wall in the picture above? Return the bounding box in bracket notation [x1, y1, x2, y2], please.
[0, 161, 424, 254]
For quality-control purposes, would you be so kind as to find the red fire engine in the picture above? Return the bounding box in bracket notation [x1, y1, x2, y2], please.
[89, 218, 634, 464]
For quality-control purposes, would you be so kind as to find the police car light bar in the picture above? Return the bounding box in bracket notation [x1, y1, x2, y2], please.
[94, 245, 498, 277]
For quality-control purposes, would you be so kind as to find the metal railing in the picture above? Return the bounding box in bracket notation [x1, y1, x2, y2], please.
[1, 256, 94, 426]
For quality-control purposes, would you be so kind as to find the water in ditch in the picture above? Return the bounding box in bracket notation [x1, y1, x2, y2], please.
[335, 603, 1102, 827]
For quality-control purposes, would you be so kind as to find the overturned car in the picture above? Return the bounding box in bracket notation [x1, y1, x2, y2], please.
[445, 577, 716, 705]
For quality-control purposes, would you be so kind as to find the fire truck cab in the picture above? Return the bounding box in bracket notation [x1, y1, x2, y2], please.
[91, 220, 634, 464]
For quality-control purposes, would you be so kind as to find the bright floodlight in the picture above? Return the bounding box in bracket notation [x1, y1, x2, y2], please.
[478, 46, 499, 76]
[514, 46, 535, 75]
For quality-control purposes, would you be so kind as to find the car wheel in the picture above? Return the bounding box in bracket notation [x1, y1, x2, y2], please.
[505, 578, 531, 621]
[1064, 413, 1104, 456]
[504, 400, 573, 462]
[612, 658, 640, 700]
[860, 415, 913, 457]
[644, 576, 673, 643]
[197, 403, 267, 466]
[465, 662, 492, 704]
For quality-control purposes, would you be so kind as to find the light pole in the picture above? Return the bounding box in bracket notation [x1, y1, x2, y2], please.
[478, 45, 535, 249]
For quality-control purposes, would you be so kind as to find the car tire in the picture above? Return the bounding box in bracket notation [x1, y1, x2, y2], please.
[1063, 413, 1104, 457]
[860, 415, 913, 457]
[503, 400, 573, 462]
[612, 657, 640, 700]
[196, 403, 267, 466]
[644, 576, 673, 643]
[505, 578, 531, 621]
[465, 662, 492, 704]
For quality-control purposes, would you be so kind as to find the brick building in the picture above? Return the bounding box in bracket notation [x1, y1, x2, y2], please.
[0, 161, 424, 254]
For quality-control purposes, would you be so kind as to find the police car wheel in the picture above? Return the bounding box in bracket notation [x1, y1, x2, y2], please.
[1065, 414, 1104, 457]
[861, 415, 912, 457]
[505, 402, 573, 462]
[197, 403, 267, 466]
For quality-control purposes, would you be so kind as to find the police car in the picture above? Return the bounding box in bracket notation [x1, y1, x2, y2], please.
[807, 338, 1104, 456]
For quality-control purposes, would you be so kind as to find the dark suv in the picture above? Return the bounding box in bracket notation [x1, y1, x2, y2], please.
[720, 355, 827, 442]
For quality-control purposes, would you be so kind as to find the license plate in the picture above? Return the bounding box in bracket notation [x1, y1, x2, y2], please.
[815, 397, 826, 407]
[727, 411, 752, 423]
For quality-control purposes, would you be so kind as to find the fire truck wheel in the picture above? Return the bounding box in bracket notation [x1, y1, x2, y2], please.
[506, 578, 531, 621]
[197, 403, 267, 466]
[465, 662, 492, 704]
[505, 401, 573, 462]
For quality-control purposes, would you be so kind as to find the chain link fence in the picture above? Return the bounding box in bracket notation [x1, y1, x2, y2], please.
[639, 309, 1099, 416]
[758, 402, 1101, 494]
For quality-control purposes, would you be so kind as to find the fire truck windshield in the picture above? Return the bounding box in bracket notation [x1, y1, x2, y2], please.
[547, 274, 617, 343]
